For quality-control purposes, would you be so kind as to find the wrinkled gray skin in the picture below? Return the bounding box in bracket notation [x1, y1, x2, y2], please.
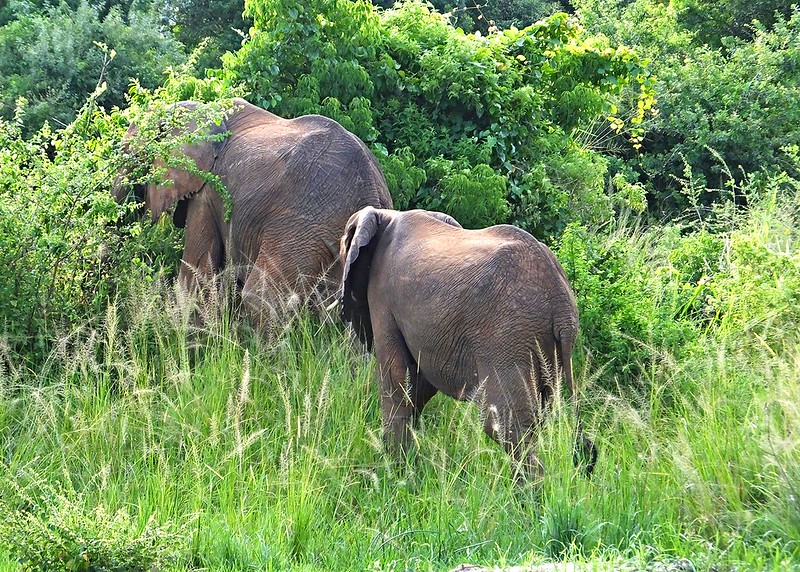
[339, 207, 596, 481]
[113, 98, 393, 327]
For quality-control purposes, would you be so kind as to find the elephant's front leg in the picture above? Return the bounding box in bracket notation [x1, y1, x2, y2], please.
[178, 187, 225, 292]
[374, 325, 436, 458]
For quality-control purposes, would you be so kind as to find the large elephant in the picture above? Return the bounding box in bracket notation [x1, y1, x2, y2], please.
[338, 207, 596, 481]
[113, 98, 393, 326]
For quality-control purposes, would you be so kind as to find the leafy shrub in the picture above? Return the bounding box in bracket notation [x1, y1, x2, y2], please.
[478, 0, 569, 32]
[374, 145, 426, 210]
[706, 176, 800, 351]
[0, 95, 184, 364]
[420, 0, 570, 34]
[557, 221, 702, 387]
[660, 227, 724, 326]
[574, 0, 694, 58]
[422, 159, 510, 228]
[0, 468, 188, 571]
[557, 160, 800, 386]
[513, 142, 616, 237]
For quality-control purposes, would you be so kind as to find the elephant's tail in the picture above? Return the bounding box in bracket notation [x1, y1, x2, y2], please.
[558, 326, 597, 477]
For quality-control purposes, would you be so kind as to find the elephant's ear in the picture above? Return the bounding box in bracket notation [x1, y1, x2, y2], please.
[112, 168, 146, 206]
[339, 206, 388, 350]
[149, 116, 229, 223]
[117, 104, 229, 223]
[179, 113, 229, 172]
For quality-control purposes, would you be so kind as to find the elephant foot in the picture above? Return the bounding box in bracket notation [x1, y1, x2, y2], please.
[573, 433, 598, 477]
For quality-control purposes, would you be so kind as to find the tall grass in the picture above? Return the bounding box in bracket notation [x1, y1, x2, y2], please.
[1, 198, 800, 570]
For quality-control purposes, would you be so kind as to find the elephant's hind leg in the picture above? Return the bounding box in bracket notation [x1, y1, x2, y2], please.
[240, 253, 297, 336]
[482, 405, 544, 483]
[240, 242, 335, 332]
[478, 371, 546, 483]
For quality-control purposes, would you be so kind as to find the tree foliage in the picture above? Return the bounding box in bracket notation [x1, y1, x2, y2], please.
[643, 12, 800, 212]
[0, 0, 184, 135]
[575, 0, 800, 216]
[158, 0, 251, 69]
[479, 0, 569, 31]
[672, 0, 794, 48]
[224, 0, 653, 234]
[414, 0, 571, 34]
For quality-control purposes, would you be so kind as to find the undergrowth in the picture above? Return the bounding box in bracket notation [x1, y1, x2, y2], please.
[1, 178, 799, 571]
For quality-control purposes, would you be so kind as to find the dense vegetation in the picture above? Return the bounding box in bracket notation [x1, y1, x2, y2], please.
[0, 0, 798, 570]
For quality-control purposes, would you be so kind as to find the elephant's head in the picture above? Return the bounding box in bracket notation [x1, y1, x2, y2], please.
[112, 101, 230, 227]
[338, 207, 462, 349]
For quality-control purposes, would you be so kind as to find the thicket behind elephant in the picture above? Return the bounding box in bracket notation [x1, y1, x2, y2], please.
[338, 207, 597, 481]
[113, 98, 393, 326]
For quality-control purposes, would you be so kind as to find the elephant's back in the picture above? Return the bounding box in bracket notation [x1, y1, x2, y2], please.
[222, 115, 389, 216]
[220, 113, 390, 275]
[378, 216, 576, 359]
[468, 224, 576, 310]
[290, 115, 391, 207]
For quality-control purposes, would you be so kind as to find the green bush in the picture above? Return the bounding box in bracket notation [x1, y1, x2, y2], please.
[0, 468, 188, 571]
[478, 0, 569, 32]
[0, 96, 184, 364]
[707, 178, 800, 351]
[419, 0, 570, 34]
[661, 227, 724, 326]
[556, 220, 704, 387]
[422, 159, 510, 228]
[556, 160, 800, 387]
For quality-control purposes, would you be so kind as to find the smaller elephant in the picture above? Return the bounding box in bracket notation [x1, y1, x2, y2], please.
[338, 207, 596, 481]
